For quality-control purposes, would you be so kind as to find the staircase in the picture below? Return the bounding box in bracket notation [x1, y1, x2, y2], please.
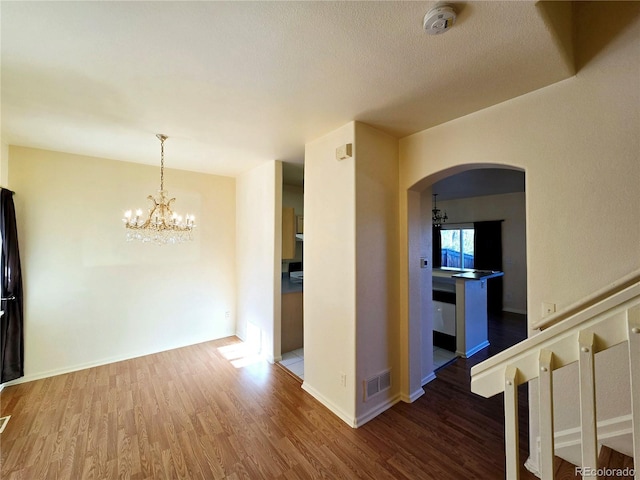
[470, 270, 640, 479]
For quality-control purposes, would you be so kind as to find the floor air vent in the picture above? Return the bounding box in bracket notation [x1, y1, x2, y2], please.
[364, 369, 391, 401]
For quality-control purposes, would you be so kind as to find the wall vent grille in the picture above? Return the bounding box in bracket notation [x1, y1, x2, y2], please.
[364, 369, 392, 401]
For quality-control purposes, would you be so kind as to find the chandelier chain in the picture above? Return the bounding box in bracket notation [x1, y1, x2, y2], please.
[157, 133, 166, 192]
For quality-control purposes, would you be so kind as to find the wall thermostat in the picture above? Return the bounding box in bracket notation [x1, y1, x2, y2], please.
[424, 5, 456, 35]
[336, 143, 352, 161]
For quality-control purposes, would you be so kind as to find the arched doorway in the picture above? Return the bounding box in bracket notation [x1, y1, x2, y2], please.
[404, 164, 527, 391]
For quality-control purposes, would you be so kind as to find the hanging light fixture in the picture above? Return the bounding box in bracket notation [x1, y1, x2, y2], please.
[432, 193, 448, 227]
[123, 134, 195, 244]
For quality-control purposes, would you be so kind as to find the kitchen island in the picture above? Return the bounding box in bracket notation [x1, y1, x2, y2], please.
[433, 267, 504, 358]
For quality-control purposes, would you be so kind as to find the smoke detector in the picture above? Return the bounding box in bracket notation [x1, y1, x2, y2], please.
[424, 5, 456, 35]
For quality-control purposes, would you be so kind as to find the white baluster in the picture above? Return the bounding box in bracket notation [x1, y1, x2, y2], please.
[539, 349, 555, 480]
[627, 306, 640, 480]
[505, 365, 520, 479]
[578, 331, 598, 480]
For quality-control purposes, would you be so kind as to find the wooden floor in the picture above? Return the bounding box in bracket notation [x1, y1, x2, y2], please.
[1, 312, 537, 479]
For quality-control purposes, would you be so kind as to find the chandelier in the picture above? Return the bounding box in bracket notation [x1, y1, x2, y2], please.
[123, 134, 195, 244]
[432, 193, 448, 227]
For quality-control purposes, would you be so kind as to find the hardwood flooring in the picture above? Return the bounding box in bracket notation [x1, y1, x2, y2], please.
[1, 313, 536, 479]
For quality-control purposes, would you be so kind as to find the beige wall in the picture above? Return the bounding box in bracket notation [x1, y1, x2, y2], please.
[303, 122, 356, 424]
[354, 122, 400, 424]
[235, 160, 282, 362]
[438, 192, 527, 314]
[303, 122, 401, 426]
[0, 143, 8, 187]
[8, 146, 236, 383]
[399, 1, 639, 467]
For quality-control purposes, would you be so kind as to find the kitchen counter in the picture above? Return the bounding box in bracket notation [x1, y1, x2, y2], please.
[433, 267, 503, 281]
[282, 273, 303, 294]
[432, 267, 504, 359]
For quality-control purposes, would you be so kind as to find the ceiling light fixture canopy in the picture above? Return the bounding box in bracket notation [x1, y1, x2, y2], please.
[123, 134, 195, 244]
[432, 193, 448, 227]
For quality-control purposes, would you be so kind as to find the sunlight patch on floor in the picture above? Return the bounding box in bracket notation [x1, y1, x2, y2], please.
[217, 342, 263, 369]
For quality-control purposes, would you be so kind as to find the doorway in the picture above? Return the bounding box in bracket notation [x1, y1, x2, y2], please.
[421, 167, 527, 378]
[279, 162, 305, 379]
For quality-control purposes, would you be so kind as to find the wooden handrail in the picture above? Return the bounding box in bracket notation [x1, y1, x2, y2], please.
[532, 268, 640, 331]
[470, 271, 640, 479]
[471, 280, 640, 398]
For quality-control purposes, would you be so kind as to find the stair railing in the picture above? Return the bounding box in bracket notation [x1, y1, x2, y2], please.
[470, 277, 640, 480]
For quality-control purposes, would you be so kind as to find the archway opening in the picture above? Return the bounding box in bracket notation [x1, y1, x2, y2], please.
[407, 164, 527, 385]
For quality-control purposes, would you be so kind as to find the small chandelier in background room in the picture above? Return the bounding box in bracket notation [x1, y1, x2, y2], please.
[432, 193, 447, 227]
[123, 134, 195, 244]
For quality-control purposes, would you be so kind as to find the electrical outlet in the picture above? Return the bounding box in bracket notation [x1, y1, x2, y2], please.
[542, 302, 556, 317]
[225, 311, 231, 318]
[340, 372, 346, 387]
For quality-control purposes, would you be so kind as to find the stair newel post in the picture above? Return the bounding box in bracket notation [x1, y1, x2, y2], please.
[539, 349, 555, 480]
[578, 331, 598, 480]
[505, 365, 520, 479]
[628, 307, 640, 480]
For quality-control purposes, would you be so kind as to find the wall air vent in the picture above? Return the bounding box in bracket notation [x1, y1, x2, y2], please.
[364, 369, 392, 401]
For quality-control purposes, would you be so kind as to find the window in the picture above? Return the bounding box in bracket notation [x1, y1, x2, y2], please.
[441, 227, 474, 268]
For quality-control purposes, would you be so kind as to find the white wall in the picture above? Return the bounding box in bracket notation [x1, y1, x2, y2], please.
[303, 122, 401, 426]
[419, 189, 434, 386]
[8, 146, 236, 384]
[438, 192, 527, 314]
[354, 122, 400, 424]
[303, 122, 357, 425]
[236, 160, 282, 362]
[399, 1, 640, 469]
[0, 143, 8, 186]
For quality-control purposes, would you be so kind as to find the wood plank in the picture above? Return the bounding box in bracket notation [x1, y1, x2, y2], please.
[1, 312, 537, 479]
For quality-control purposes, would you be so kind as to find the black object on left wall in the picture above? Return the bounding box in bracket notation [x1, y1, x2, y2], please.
[1, 188, 24, 384]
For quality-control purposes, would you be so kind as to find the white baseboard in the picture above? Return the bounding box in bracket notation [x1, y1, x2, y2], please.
[301, 381, 357, 428]
[457, 340, 489, 359]
[1, 335, 234, 387]
[300, 381, 404, 428]
[524, 456, 541, 478]
[400, 387, 425, 403]
[536, 414, 633, 467]
[354, 394, 402, 427]
[555, 414, 632, 449]
[422, 372, 437, 387]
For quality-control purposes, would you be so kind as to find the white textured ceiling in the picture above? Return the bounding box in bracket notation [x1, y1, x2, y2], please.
[1, 1, 573, 177]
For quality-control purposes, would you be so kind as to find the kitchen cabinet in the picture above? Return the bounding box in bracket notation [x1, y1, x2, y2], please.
[282, 207, 295, 259]
[281, 291, 303, 352]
